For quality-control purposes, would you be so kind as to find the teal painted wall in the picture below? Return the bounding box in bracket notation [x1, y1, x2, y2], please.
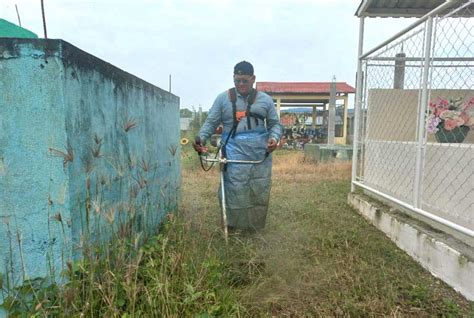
[0, 39, 180, 305]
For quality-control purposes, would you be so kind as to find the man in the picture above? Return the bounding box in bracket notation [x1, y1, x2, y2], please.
[193, 61, 282, 231]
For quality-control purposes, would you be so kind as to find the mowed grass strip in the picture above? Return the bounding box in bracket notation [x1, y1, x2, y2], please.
[181, 149, 474, 317]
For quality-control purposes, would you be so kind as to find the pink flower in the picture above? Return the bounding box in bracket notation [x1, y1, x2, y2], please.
[439, 97, 449, 107]
[460, 112, 470, 124]
[443, 119, 458, 131]
[463, 100, 474, 112]
[438, 109, 449, 117]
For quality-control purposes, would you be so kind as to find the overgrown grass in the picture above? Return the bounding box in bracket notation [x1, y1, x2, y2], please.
[2, 149, 473, 316]
[1, 215, 244, 317]
[181, 149, 474, 316]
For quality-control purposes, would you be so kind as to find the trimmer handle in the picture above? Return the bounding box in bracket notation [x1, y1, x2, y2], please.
[193, 136, 208, 154]
[195, 136, 202, 145]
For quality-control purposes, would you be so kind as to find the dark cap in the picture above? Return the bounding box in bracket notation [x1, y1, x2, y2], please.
[234, 61, 254, 76]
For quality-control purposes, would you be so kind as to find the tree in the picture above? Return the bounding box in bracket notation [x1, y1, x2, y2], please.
[180, 108, 193, 118]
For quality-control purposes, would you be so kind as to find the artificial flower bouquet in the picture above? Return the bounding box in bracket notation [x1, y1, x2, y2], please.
[427, 96, 474, 142]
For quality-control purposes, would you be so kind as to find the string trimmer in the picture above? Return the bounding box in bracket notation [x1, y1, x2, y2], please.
[195, 136, 268, 243]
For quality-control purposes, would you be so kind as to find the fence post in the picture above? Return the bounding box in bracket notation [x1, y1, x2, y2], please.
[413, 16, 434, 208]
[394, 52, 406, 89]
[351, 17, 365, 192]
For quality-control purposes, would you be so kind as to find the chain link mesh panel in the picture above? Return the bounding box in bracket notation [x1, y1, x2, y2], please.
[422, 3, 474, 230]
[355, 1, 474, 232]
[359, 22, 427, 205]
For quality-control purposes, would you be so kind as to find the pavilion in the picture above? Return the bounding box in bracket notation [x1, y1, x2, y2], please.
[256, 81, 355, 144]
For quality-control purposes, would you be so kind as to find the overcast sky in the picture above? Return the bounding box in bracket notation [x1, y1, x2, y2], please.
[1, 0, 413, 110]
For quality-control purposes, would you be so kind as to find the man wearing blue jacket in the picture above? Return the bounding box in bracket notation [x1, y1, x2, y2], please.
[193, 61, 282, 231]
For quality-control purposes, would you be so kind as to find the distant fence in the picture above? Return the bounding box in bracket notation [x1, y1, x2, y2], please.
[352, 2, 474, 244]
[0, 39, 180, 291]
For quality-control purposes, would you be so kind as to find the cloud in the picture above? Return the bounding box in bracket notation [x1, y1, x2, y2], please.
[1, 0, 414, 110]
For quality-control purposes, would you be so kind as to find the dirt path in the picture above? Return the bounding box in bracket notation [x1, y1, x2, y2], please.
[181, 151, 473, 316]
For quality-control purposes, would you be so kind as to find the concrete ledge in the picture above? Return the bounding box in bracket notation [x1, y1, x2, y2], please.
[304, 144, 353, 162]
[348, 192, 474, 301]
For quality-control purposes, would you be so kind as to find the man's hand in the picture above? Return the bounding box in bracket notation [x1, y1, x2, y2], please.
[193, 136, 208, 154]
[267, 138, 278, 153]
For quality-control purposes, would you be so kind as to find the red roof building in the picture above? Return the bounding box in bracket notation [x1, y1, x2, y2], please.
[256, 81, 356, 144]
[257, 82, 355, 94]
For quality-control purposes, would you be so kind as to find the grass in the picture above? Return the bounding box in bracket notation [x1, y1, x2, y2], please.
[180, 148, 474, 316]
[2, 147, 473, 316]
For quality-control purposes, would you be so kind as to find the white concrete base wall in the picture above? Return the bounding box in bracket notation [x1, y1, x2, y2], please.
[348, 193, 474, 301]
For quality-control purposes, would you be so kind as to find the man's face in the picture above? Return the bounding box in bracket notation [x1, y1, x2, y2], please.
[234, 74, 255, 95]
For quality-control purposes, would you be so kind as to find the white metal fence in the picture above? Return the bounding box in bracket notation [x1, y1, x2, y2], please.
[352, 1, 474, 238]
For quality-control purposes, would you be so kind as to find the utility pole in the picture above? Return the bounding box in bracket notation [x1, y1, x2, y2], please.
[41, 0, 48, 38]
[169, 74, 172, 92]
[198, 105, 204, 126]
[15, 4, 22, 27]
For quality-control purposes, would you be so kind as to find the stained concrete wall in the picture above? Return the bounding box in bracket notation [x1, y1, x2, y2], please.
[0, 39, 180, 292]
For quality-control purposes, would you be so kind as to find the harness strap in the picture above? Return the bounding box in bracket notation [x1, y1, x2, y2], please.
[246, 89, 258, 129]
[228, 88, 238, 138]
[223, 88, 261, 172]
[248, 112, 265, 121]
[227, 87, 259, 135]
[223, 88, 238, 163]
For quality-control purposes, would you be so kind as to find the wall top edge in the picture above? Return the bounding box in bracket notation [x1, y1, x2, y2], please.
[0, 38, 179, 101]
